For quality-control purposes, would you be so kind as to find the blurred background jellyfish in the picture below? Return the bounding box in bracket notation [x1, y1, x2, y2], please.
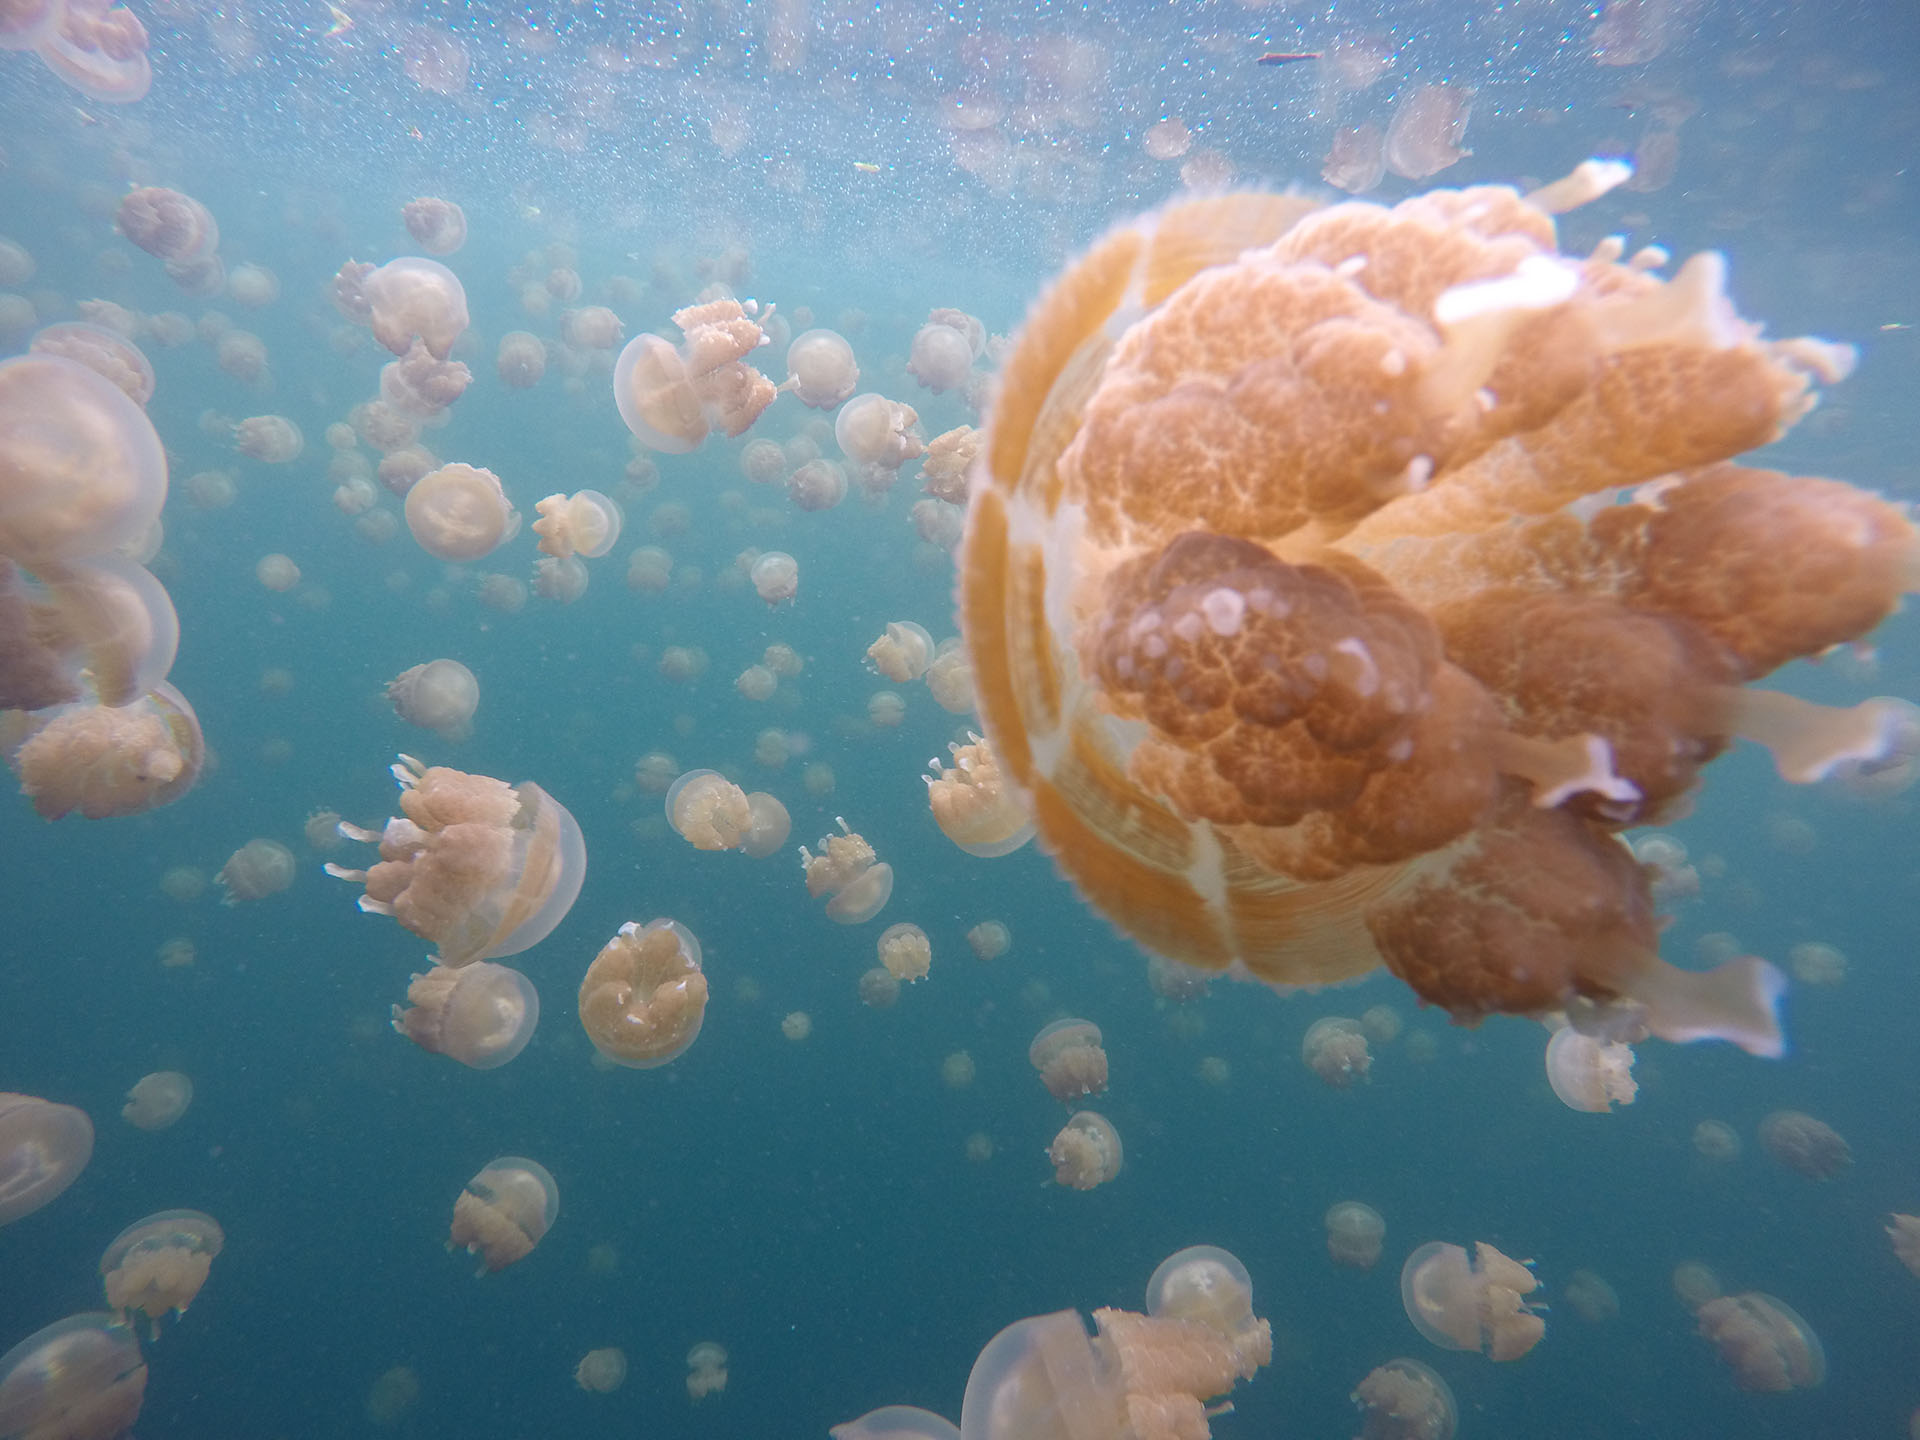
[402, 198, 467, 256]
[749, 550, 799, 606]
[1350, 1358, 1456, 1440]
[386, 659, 479, 742]
[686, 1341, 728, 1400]
[1325, 1201, 1386, 1269]
[1047, 1111, 1122, 1190]
[1543, 1025, 1638, 1112]
[1029, 1019, 1108, 1102]
[1302, 1017, 1372, 1088]
[799, 818, 893, 923]
[1758, 1109, 1852, 1179]
[532, 490, 622, 560]
[877, 923, 931, 983]
[573, 1347, 627, 1394]
[98, 1209, 223, 1335]
[1694, 1292, 1825, 1391]
[1400, 1240, 1546, 1360]
[924, 734, 1034, 858]
[832, 1405, 959, 1440]
[0, 1314, 146, 1440]
[1886, 1215, 1920, 1278]
[0, 1092, 93, 1226]
[781, 329, 859, 410]
[119, 1072, 191, 1131]
[738, 792, 791, 859]
[215, 837, 294, 904]
[448, 1156, 557, 1274]
[578, 920, 708, 1068]
[1692, 1119, 1741, 1162]
[1564, 1268, 1621, 1323]
[965, 921, 1010, 962]
[391, 961, 539, 1069]
[362, 257, 468, 359]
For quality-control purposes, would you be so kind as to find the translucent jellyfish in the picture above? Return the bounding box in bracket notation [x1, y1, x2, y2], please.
[740, 792, 791, 859]
[99, 1210, 223, 1330]
[833, 1406, 959, 1440]
[942, 1051, 976, 1089]
[532, 554, 588, 603]
[578, 919, 708, 1068]
[234, 415, 303, 463]
[1144, 1245, 1275, 1377]
[575, 1347, 627, 1394]
[120, 1072, 190, 1131]
[687, 1342, 729, 1400]
[227, 263, 279, 308]
[835, 393, 924, 470]
[1399, 1241, 1546, 1360]
[737, 665, 778, 702]
[739, 438, 787, 485]
[788, 458, 848, 511]
[403, 198, 468, 256]
[366, 1366, 420, 1426]
[391, 961, 539, 1068]
[1029, 1019, 1108, 1102]
[966, 921, 1010, 961]
[867, 621, 935, 682]
[0, 1093, 93, 1225]
[1758, 1110, 1852, 1179]
[405, 463, 519, 562]
[28, 322, 154, 406]
[782, 328, 859, 409]
[325, 756, 588, 967]
[1384, 84, 1473, 180]
[1302, 1017, 1372, 1088]
[212, 837, 294, 904]
[5, 553, 178, 713]
[1692, 1118, 1741, 1161]
[156, 938, 194, 969]
[1787, 941, 1846, 986]
[1564, 1269, 1620, 1323]
[1048, 1111, 1122, 1190]
[858, 966, 900, 1009]
[387, 659, 480, 742]
[0, 1314, 146, 1440]
[877, 923, 931, 982]
[532, 490, 623, 560]
[907, 322, 974, 395]
[254, 553, 299, 592]
[448, 1156, 558, 1274]
[1543, 1026, 1637, 1112]
[496, 331, 546, 388]
[1147, 954, 1209, 1001]
[36, 0, 152, 102]
[1695, 1292, 1825, 1391]
[1145, 118, 1193, 161]
[613, 299, 777, 452]
[1325, 1201, 1386, 1269]
[363, 257, 469, 360]
[924, 734, 1035, 858]
[633, 751, 681, 794]
[750, 550, 799, 606]
[627, 545, 674, 593]
[868, 692, 906, 728]
[215, 331, 269, 387]
[658, 646, 709, 682]
[1360, 1004, 1404, 1046]
[799, 818, 894, 922]
[183, 470, 235, 509]
[925, 640, 975, 714]
[782, 1011, 813, 1042]
[1887, 1214, 1920, 1278]
[1350, 1358, 1456, 1440]
[666, 770, 752, 851]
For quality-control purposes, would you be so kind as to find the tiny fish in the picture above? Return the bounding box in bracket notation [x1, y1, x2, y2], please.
[852, 161, 881, 173]
[1257, 51, 1322, 66]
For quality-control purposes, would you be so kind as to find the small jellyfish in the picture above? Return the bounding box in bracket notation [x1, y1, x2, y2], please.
[363, 256, 469, 360]
[1672, 1261, 1724, 1311]
[782, 1011, 813, 1042]
[1301, 1017, 1372, 1088]
[1887, 1214, 1920, 1278]
[449, 1156, 558, 1274]
[782, 328, 859, 409]
[575, 1347, 627, 1394]
[687, 1343, 729, 1400]
[0, 1314, 146, 1440]
[740, 438, 787, 484]
[835, 393, 924, 471]
[1360, 1004, 1403, 1046]
[1325, 1201, 1386, 1270]
[215, 838, 295, 904]
[626, 545, 674, 593]
[1383, 83, 1472, 180]
[387, 659, 480, 742]
[832, 1406, 959, 1440]
[906, 322, 974, 395]
[496, 331, 546, 388]
[366, 1366, 420, 1426]
[578, 920, 709, 1068]
[99, 1209, 223, 1331]
[868, 691, 907, 728]
[1543, 1025, 1637, 1112]
[234, 414, 303, 463]
[1564, 1269, 1620, 1323]
[798, 818, 894, 923]
[1048, 1111, 1123, 1190]
[878, 923, 932, 983]
[867, 621, 935, 682]
[402, 197, 467, 255]
[1029, 1019, 1108, 1102]
[634, 752, 681, 794]
[0, 1093, 93, 1226]
[392, 961, 539, 1069]
[1693, 1118, 1742, 1162]
[116, 187, 217, 264]
[612, 299, 776, 453]
[924, 639, 974, 714]
[227, 263, 279, 308]
[666, 770, 752, 851]
[737, 665, 778, 702]
[1758, 1109, 1852, 1180]
[532, 490, 623, 560]
[1350, 1358, 1456, 1440]
[531, 554, 589, 604]
[1399, 1240, 1546, 1361]
[787, 457, 847, 511]
[739, 791, 791, 859]
[924, 733, 1035, 858]
[405, 463, 519, 562]
[966, 921, 1010, 962]
[858, 966, 900, 1009]
[1787, 941, 1846, 986]
[120, 1072, 191, 1131]
[942, 1051, 976, 1089]
[750, 551, 799, 606]
[1695, 1292, 1825, 1392]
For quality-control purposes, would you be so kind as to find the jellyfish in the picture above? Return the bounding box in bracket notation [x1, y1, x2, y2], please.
[380, 340, 472, 415]
[833, 1406, 960, 1440]
[924, 734, 1035, 858]
[835, 393, 924, 471]
[29, 322, 154, 406]
[613, 298, 776, 453]
[120, 1072, 191, 1131]
[1324, 1201, 1386, 1269]
[1695, 1292, 1825, 1391]
[1400, 1241, 1545, 1360]
[666, 770, 752, 851]
[907, 322, 974, 395]
[687, 1342, 728, 1400]
[1351, 1358, 1456, 1440]
[387, 659, 480, 742]
[868, 692, 907, 729]
[799, 818, 894, 923]
[255, 553, 300, 591]
[1360, 1004, 1403, 1046]
[1029, 1019, 1108, 1102]
[740, 791, 791, 858]
[1147, 955, 1209, 1001]
[401, 463, 517, 562]
[116, 187, 217, 264]
[211, 837, 292, 904]
[449, 1156, 558, 1274]
[966, 921, 1010, 962]
[1888, 1215, 1920, 1279]
[867, 621, 936, 683]
[750, 550, 799, 606]
[1323, 123, 1387, 195]
[627, 545, 675, 593]
[1564, 1269, 1621, 1323]
[782, 1011, 813, 1042]
[575, 1348, 627, 1394]
[633, 752, 681, 795]
[788, 458, 848, 511]
[1672, 1261, 1723, 1311]
[0, 1093, 93, 1226]
[1048, 1111, 1122, 1190]
[782, 328, 859, 409]
[532, 490, 623, 560]
[35, 0, 152, 102]
[925, 640, 975, 715]
[98, 1210, 223, 1331]
[531, 555, 588, 603]
[1384, 84, 1473, 180]
[1758, 1110, 1852, 1179]
[1787, 941, 1846, 986]
[1301, 1017, 1372, 1088]
[1543, 1025, 1637, 1112]
[324, 756, 587, 967]
[562, 306, 624, 351]
[858, 967, 900, 1009]
[1692, 1119, 1741, 1162]
[227, 263, 279, 309]
[363, 257, 469, 360]
[0, 1314, 146, 1440]
[233, 415, 303, 464]
[658, 646, 709, 682]
[366, 1366, 420, 1426]
[496, 331, 546, 388]
[403, 198, 467, 256]
[737, 665, 778, 702]
[391, 961, 539, 1068]
[4, 554, 178, 714]
[878, 923, 931, 982]
[156, 938, 194, 969]
[578, 919, 708, 1068]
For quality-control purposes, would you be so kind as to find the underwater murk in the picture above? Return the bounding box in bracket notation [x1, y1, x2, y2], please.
[0, 1, 1916, 1438]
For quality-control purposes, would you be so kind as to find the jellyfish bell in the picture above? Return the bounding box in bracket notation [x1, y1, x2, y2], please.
[1144, 1244, 1271, 1368]
[29, 321, 154, 406]
[867, 621, 936, 682]
[666, 769, 752, 851]
[402, 197, 468, 256]
[387, 659, 480, 742]
[739, 791, 791, 858]
[362, 257, 469, 360]
[0, 1314, 146, 1440]
[782, 328, 859, 409]
[1302, 1017, 1372, 1087]
[574, 1347, 627, 1394]
[924, 734, 1035, 858]
[836, 393, 924, 470]
[578, 919, 708, 1067]
[216, 837, 294, 903]
[1543, 1024, 1638, 1112]
[907, 322, 974, 395]
[1047, 1111, 1123, 1190]
[877, 922, 932, 982]
[36, 0, 153, 103]
[8, 682, 205, 820]
[0, 1093, 93, 1226]
[98, 1209, 223, 1330]
[448, 1156, 558, 1274]
[120, 1072, 191, 1131]
[1351, 1358, 1456, 1440]
[750, 550, 799, 606]
[1029, 1019, 1108, 1101]
[1399, 1240, 1545, 1360]
[25, 552, 179, 707]
[532, 489, 623, 560]
[686, 1341, 729, 1399]
[1695, 1292, 1825, 1392]
[1324, 1201, 1386, 1269]
[1758, 1109, 1852, 1179]
[832, 1405, 960, 1440]
[392, 961, 539, 1068]
[405, 463, 519, 562]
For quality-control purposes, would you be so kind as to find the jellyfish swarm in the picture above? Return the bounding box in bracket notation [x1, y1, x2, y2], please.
[99, 1209, 223, 1333]
[532, 490, 623, 560]
[1400, 1241, 1545, 1360]
[799, 818, 894, 923]
[325, 756, 586, 968]
[1694, 1292, 1825, 1391]
[1543, 1026, 1637, 1111]
[1351, 1358, 1456, 1440]
[1029, 1019, 1108, 1101]
[0, 1314, 146, 1440]
[1047, 1111, 1122, 1189]
[449, 1156, 558, 1274]
[782, 329, 860, 411]
[959, 169, 1917, 1056]
[613, 298, 777, 453]
[577, 919, 709, 1068]
[686, 1342, 728, 1399]
[0, 1093, 93, 1226]
[392, 961, 539, 1068]
[924, 734, 1035, 858]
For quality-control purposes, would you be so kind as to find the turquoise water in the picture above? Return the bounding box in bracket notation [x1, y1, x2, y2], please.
[2, 2, 1917, 1438]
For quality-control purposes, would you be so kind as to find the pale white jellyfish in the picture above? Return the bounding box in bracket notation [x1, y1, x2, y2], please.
[387, 659, 480, 742]
[750, 551, 799, 606]
[1543, 1026, 1638, 1113]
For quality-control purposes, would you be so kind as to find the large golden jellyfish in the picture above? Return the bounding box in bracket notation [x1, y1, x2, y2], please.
[577, 919, 709, 1068]
[449, 1156, 558, 1274]
[325, 756, 587, 968]
[0, 1313, 146, 1440]
[1399, 1240, 1545, 1360]
[957, 1244, 1269, 1440]
[391, 961, 539, 1068]
[613, 298, 778, 452]
[0, 1092, 93, 1226]
[923, 734, 1035, 858]
[8, 682, 204, 820]
[1694, 1292, 1824, 1392]
[959, 163, 1919, 1055]
[98, 1209, 223, 1334]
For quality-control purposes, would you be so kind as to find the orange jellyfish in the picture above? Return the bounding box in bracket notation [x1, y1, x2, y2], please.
[325, 755, 587, 967]
[877, 923, 932, 982]
[392, 961, 539, 1068]
[363, 257, 469, 360]
[686, 1342, 728, 1400]
[959, 169, 1912, 1056]
[666, 770, 752, 851]
[1758, 1110, 1852, 1179]
[1695, 1292, 1824, 1391]
[0, 1093, 93, 1226]
[577, 919, 709, 1068]
[1325, 1201, 1386, 1269]
[449, 1156, 558, 1274]
[405, 463, 519, 562]
[497, 331, 546, 388]
[1543, 1026, 1637, 1111]
[0, 1314, 146, 1439]
[799, 818, 894, 923]
[923, 733, 1035, 858]
[98, 1210, 223, 1332]
[782, 328, 860, 409]
[8, 682, 205, 819]
[532, 490, 623, 560]
[867, 622, 936, 682]
[920, 426, 979, 506]
[403, 198, 467, 256]
[1302, 1017, 1372, 1087]
[29, 322, 155, 407]
[387, 659, 480, 742]
[1400, 1241, 1545, 1360]
[575, 1348, 627, 1394]
[1351, 1358, 1456, 1440]
[1029, 1019, 1108, 1101]
[35, 0, 152, 103]
[925, 639, 975, 714]
[215, 837, 294, 903]
[116, 187, 218, 264]
[833, 1406, 959, 1440]
[612, 297, 777, 452]
[120, 1072, 191, 1131]
[1048, 1111, 1123, 1189]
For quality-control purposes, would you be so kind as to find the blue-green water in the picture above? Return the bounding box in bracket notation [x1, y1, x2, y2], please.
[2, 2, 1917, 1438]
